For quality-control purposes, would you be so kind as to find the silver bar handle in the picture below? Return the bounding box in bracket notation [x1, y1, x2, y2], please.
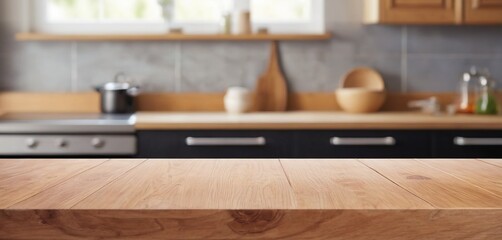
[330, 137, 396, 146]
[454, 137, 502, 146]
[186, 137, 266, 146]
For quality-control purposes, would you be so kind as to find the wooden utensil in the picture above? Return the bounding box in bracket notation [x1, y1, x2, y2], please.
[340, 67, 385, 90]
[335, 88, 387, 113]
[255, 41, 288, 111]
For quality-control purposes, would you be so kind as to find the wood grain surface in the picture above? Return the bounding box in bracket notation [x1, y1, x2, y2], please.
[280, 160, 432, 209]
[364, 0, 463, 25]
[135, 111, 502, 130]
[0, 160, 105, 208]
[482, 159, 502, 168]
[9, 160, 144, 209]
[1, 91, 500, 113]
[2, 159, 498, 210]
[465, 0, 502, 24]
[0, 92, 100, 113]
[2, 210, 502, 240]
[1, 159, 502, 240]
[361, 160, 502, 208]
[157, 91, 494, 113]
[418, 159, 502, 198]
[74, 160, 296, 209]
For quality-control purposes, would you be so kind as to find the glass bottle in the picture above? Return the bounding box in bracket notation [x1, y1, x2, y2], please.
[220, 12, 232, 34]
[219, 1, 232, 34]
[475, 76, 499, 115]
[456, 73, 476, 114]
[158, 0, 175, 32]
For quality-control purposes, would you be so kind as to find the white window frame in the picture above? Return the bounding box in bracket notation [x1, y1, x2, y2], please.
[32, 0, 325, 34]
[252, 0, 325, 34]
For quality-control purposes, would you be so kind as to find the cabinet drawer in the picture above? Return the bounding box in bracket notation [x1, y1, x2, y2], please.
[465, 0, 502, 24]
[138, 131, 292, 158]
[378, 0, 461, 24]
[294, 131, 432, 158]
[434, 131, 502, 158]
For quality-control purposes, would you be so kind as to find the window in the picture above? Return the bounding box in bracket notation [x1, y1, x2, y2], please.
[34, 0, 324, 34]
[252, 0, 324, 34]
[253, 0, 312, 22]
[46, 0, 163, 22]
[35, 0, 166, 34]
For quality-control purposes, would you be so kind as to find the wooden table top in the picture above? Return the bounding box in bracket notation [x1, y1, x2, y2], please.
[1, 159, 502, 239]
[135, 112, 502, 130]
[1, 159, 501, 210]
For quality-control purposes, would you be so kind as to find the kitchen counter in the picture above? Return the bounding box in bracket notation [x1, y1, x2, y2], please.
[136, 111, 502, 130]
[1, 159, 501, 239]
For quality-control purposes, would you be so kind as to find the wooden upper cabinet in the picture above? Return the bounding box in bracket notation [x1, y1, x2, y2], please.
[465, 0, 502, 24]
[365, 0, 463, 24]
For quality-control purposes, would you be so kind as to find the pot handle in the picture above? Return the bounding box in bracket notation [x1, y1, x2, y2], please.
[127, 86, 141, 96]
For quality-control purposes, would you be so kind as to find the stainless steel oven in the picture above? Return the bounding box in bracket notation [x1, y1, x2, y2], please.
[0, 113, 136, 157]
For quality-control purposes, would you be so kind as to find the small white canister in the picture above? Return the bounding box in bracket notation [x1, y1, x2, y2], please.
[224, 87, 252, 114]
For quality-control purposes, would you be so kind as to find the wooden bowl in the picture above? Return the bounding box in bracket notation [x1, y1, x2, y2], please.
[335, 88, 387, 113]
[340, 67, 385, 90]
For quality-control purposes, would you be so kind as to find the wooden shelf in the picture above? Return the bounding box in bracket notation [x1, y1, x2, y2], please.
[15, 32, 332, 41]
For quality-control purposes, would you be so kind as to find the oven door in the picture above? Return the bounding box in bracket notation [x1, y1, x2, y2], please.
[0, 135, 136, 157]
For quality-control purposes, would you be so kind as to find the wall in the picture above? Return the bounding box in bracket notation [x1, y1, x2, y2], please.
[0, 0, 501, 93]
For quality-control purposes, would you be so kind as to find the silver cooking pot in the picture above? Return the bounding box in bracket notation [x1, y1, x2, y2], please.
[95, 81, 140, 114]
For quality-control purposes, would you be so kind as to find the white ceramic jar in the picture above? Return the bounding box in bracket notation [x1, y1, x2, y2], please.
[224, 87, 252, 114]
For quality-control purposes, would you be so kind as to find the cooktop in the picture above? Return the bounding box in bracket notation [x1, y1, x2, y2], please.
[0, 113, 136, 133]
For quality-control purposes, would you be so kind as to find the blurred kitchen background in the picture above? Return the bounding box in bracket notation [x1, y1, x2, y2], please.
[0, 0, 500, 94]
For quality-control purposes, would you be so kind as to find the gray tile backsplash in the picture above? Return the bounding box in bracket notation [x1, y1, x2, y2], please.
[179, 42, 268, 92]
[280, 40, 402, 92]
[407, 56, 502, 92]
[76, 42, 177, 92]
[0, 25, 501, 93]
[0, 42, 73, 92]
[330, 24, 403, 56]
[407, 26, 502, 56]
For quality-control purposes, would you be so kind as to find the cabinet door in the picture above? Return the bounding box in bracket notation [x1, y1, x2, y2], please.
[434, 131, 502, 158]
[294, 131, 432, 158]
[465, 0, 502, 24]
[137, 131, 292, 158]
[379, 0, 462, 24]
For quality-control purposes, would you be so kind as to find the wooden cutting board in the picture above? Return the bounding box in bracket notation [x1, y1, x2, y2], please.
[255, 41, 288, 111]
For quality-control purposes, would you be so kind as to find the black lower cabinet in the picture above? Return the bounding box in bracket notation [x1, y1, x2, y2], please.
[138, 131, 292, 158]
[433, 130, 502, 158]
[294, 131, 432, 158]
[138, 130, 502, 158]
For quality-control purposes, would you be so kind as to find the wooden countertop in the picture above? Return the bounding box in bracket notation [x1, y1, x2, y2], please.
[136, 111, 502, 130]
[1, 159, 501, 239]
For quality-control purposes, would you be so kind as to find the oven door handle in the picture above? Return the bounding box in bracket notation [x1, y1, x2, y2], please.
[186, 137, 267, 146]
[330, 137, 396, 146]
[454, 137, 502, 146]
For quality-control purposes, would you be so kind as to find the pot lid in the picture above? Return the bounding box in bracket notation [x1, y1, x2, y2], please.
[101, 82, 132, 91]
